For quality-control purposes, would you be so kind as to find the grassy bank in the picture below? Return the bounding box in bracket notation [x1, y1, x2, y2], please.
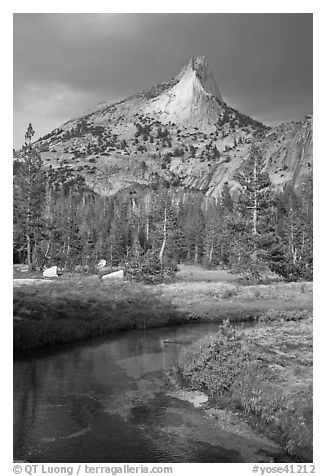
[13, 277, 186, 354]
[13, 273, 312, 354]
[178, 317, 313, 461]
[160, 280, 312, 321]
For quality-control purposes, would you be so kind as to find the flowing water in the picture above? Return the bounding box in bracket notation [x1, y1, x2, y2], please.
[14, 323, 287, 463]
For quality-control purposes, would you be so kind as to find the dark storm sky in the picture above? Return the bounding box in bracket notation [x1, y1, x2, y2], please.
[13, 13, 313, 148]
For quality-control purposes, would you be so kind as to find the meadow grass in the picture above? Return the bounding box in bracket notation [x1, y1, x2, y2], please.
[13, 274, 312, 353]
[160, 280, 312, 321]
[178, 317, 313, 461]
[13, 277, 187, 353]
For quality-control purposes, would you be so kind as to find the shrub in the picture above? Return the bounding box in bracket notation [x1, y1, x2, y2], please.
[125, 250, 178, 284]
[211, 283, 238, 299]
[253, 288, 261, 299]
[179, 321, 249, 396]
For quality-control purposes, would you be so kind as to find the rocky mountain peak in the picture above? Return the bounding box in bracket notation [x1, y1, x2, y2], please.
[190, 55, 223, 102]
[28, 56, 312, 199]
[144, 55, 224, 128]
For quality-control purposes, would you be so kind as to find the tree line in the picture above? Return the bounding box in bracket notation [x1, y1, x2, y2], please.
[13, 124, 312, 282]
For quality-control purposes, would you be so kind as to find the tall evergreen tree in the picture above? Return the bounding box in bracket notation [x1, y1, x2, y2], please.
[276, 179, 313, 280]
[183, 195, 205, 263]
[221, 182, 233, 213]
[13, 123, 46, 270]
[203, 199, 223, 265]
[108, 204, 128, 266]
[150, 189, 183, 265]
[231, 145, 286, 277]
[299, 176, 313, 279]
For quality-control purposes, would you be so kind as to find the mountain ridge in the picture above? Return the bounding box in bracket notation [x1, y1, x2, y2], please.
[24, 55, 312, 197]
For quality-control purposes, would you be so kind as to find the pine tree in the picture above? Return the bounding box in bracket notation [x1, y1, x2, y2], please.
[212, 145, 220, 159]
[277, 180, 313, 281]
[150, 189, 182, 266]
[124, 236, 144, 280]
[299, 176, 313, 280]
[183, 195, 205, 264]
[13, 123, 46, 270]
[231, 145, 285, 278]
[203, 199, 223, 265]
[221, 182, 233, 213]
[107, 201, 129, 266]
[53, 188, 82, 269]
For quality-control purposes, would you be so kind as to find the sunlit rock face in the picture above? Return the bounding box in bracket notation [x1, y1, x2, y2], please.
[145, 56, 224, 129]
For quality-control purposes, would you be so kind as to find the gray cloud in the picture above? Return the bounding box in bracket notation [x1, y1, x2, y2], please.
[13, 13, 312, 148]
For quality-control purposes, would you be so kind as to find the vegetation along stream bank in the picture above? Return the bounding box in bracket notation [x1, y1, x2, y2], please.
[177, 316, 313, 462]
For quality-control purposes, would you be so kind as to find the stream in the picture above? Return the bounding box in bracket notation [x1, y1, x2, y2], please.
[14, 322, 289, 463]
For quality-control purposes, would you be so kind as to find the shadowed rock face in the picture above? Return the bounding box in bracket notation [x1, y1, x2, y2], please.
[30, 56, 312, 197]
[259, 115, 313, 191]
[203, 115, 313, 195]
[192, 56, 223, 102]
